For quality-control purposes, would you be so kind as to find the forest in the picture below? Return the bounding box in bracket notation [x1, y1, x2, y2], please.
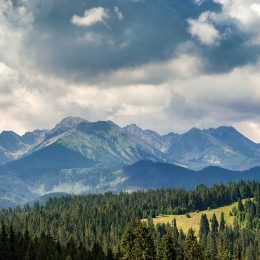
[1, 181, 260, 259]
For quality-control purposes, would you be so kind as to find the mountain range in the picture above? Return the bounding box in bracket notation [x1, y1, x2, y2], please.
[0, 116, 260, 208]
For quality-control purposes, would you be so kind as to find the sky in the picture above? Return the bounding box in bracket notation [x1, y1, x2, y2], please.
[0, 0, 260, 142]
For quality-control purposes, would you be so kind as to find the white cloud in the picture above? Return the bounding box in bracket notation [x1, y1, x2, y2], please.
[194, 0, 205, 5]
[114, 6, 124, 20]
[71, 7, 109, 27]
[235, 121, 260, 143]
[51, 182, 90, 194]
[76, 31, 115, 46]
[1, 45, 260, 142]
[0, 62, 18, 83]
[212, 0, 260, 45]
[189, 1, 260, 46]
[101, 52, 204, 86]
[188, 12, 221, 45]
[1, 0, 260, 144]
[0, 0, 33, 67]
[251, 3, 260, 16]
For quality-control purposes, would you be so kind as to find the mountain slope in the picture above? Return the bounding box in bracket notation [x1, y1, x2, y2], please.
[0, 130, 46, 165]
[165, 127, 260, 170]
[1, 117, 260, 170]
[1, 117, 260, 208]
[124, 124, 178, 152]
[205, 126, 260, 157]
[0, 118, 168, 204]
[117, 160, 196, 190]
[117, 160, 260, 191]
[30, 119, 166, 169]
[123, 124, 260, 170]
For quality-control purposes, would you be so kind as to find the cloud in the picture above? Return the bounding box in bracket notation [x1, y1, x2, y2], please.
[51, 182, 90, 194]
[0, 62, 18, 83]
[188, 12, 221, 45]
[114, 6, 124, 20]
[0, 0, 260, 143]
[0, 0, 32, 67]
[15, 0, 213, 78]
[211, 0, 260, 45]
[251, 3, 260, 16]
[71, 7, 109, 27]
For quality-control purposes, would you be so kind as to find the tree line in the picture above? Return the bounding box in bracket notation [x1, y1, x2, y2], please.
[0, 181, 260, 259]
[121, 205, 260, 260]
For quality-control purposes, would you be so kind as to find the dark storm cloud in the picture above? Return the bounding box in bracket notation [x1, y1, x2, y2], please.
[14, 0, 233, 80]
[2, 0, 260, 142]
[201, 23, 260, 72]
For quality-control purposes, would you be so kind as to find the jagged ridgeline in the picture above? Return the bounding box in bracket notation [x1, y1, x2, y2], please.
[0, 117, 260, 208]
[0, 181, 260, 259]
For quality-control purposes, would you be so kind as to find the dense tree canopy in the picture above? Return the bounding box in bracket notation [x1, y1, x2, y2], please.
[0, 181, 260, 259]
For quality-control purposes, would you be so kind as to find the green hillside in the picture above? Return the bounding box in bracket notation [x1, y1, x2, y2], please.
[148, 199, 248, 234]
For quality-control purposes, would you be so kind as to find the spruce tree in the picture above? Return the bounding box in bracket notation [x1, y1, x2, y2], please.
[237, 199, 244, 212]
[0, 222, 8, 260]
[157, 232, 177, 260]
[184, 228, 202, 260]
[219, 212, 225, 231]
[132, 222, 155, 260]
[211, 214, 219, 234]
[199, 214, 209, 249]
[8, 225, 17, 260]
[205, 232, 217, 259]
[172, 218, 179, 242]
[121, 224, 135, 260]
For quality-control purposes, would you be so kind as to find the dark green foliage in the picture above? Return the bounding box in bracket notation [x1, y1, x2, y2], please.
[121, 224, 136, 260]
[121, 221, 155, 260]
[1, 181, 260, 259]
[157, 232, 177, 260]
[237, 198, 244, 212]
[0, 225, 109, 260]
[219, 212, 225, 231]
[211, 214, 219, 234]
[199, 214, 209, 250]
[0, 222, 8, 260]
[184, 229, 202, 260]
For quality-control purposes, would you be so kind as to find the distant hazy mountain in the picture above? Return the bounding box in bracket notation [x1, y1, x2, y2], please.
[123, 124, 178, 152]
[166, 127, 260, 170]
[117, 160, 260, 191]
[1, 117, 260, 170]
[0, 130, 46, 165]
[1, 116, 260, 208]
[125, 124, 260, 170]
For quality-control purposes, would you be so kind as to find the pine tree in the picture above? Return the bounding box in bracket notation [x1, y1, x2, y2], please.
[211, 214, 219, 234]
[121, 224, 136, 260]
[217, 233, 231, 260]
[184, 228, 202, 260]
[0, 222, 8, 260]
[66, 237, 78, 258]
[219, 212, 225, 231]
[205, 232, 217, 259]
[172, 218, 179, 242]
[106, 246, 114, 260]
[245, 243, 255, 260]
[8, 225, 17, 259]
[91, 242, 106, 260]
[237, 198, 244, 212]
[157, 232, 177, 260]
[199, 214, 209, 249]
[133, 222, 155, 260]
[233, 241, 242, 260]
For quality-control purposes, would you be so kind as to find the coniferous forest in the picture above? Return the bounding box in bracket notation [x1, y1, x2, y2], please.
[1, 181, 260, 259]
